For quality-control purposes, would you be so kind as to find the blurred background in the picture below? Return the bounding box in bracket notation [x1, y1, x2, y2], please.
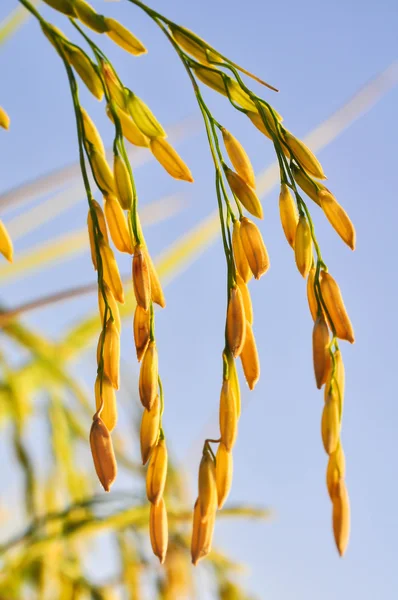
[0, 0, 397, 598]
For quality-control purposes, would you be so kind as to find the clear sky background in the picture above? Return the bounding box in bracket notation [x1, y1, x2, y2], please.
[1, 0, 398, 598]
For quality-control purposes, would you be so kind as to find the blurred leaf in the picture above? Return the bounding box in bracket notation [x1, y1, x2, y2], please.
[0, 1, 39, 47]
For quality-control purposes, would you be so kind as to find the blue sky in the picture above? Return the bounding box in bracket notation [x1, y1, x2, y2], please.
[1, 0, 398, 598]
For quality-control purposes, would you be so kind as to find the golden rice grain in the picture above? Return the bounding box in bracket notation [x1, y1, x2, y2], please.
[240, 321, 260, 390]
[191, 498, 215, 565]
[89, 148, 115, 195]
[104, 193, 133, 253]
[102, 62, 126, 109]
[150, 138, 194, 182]
[215, 442, 233, 509]
[146, 438, 168, 505]
[103, 319, 120, 390]
[283, 130, 326, 179]
[312, 315, 331, 389]
[81, 107, 105, 155]
[87, 201, 108, 270]
[150, 497, 168, 563]
[225, 167, 263, 219]
[226, 286, 246, 358]
[105, 18, 147, 55]
[279, 183, 298, 248]
[145, 249, 166, 308]
[89, 416, 117, 492]
[307, 267, 318, 321]
[65, 45, 103, 100]
[320, 271, 354, 343]
[326, 443, 346, 500]
[198, 449, 217, 522]
[133, 305, 151, 362]
[332, 479, 350, 556]
[294, 216, 312, 278]
[194, 67, 256, 112]
[219, 379, 238, 451]
[221, 128, 255, 188]
[132, 245, 151, 310]
[140, 395, 160, 465]
[94, 374, 117, 432]
[239, 217, 270, 279]
[321, 392, 340, 455]
[106, 104, 150, 147]
[236, 274, 253, 325]
[232, 220, 252, 283]
[113, 155, 133, 210]
[127, 92, 166, 138]
[139, 341, 158, 410]
[99, 239, 125, 303]
[319, 190, 356, 250]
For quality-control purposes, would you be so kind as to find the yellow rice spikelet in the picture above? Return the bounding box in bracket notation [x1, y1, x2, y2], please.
[321, 392, 340, 455]
[170, 26, 220, 65]
[146, 438, 168, 505]
[279, 183, 299, 248]
[99, 240, 125, 303]
[225, 167, 263, 219]
[102, 320, 120, 389]
[219, 379, 238, 451]
[133, 245, 151, 310]
[307, 267, 318, 321]
[232, 220, 252, 283]
[89, 415, 117, 492]
[87, 201, 108, 270]
[89, 148, 115, 195]
[127, 92, 166, 138]
[240, 321, 260, 390]
[145, 249, 166, 308]
[294, 216, 312, 278]
[194, 67, 256, 112]
[191, 498, 215, 565]
[0, 107, 10, 130]
[319, 190, 356, 250]
[283, 130, 326, 179]
[150, 497, 168, 564]
[215, 442, 233, 509]
[326, 443, 346, 500]
[98, 284, 121, 333]
[81, 107, 105, 155]
[73, 0, 107, 33]
[221, 128, 255, 188]
[106, 104, 149, 147]
[239, 217, 270, 279]
[133, 305, 151, 362]
[140, 395, 160, 465]
[65, 45, 103, 100]
[226, 286, 246, 358]
[95, 374, 117, 432]
[334, 349, 345, 408]
[312, 315, 331, 389]
[320, 271, 355, 343]
[246, 106, 283, 139]
[0, 220, 13, 262]
[292, 164, 324, 207]
[102, 62, 126, 109]
[105, 18, 147, 56]
[139, 341, 158, 410]
[236, 274, 253, 325]
[42, 0, 76, 17]
[226, 352, 241, 419]
[150, 138, 193, 182]
[198, 449, 217, 522]
[104, 194, 133, 254]
[332, 479, 350, 556]
[113, 155, 133, 210]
